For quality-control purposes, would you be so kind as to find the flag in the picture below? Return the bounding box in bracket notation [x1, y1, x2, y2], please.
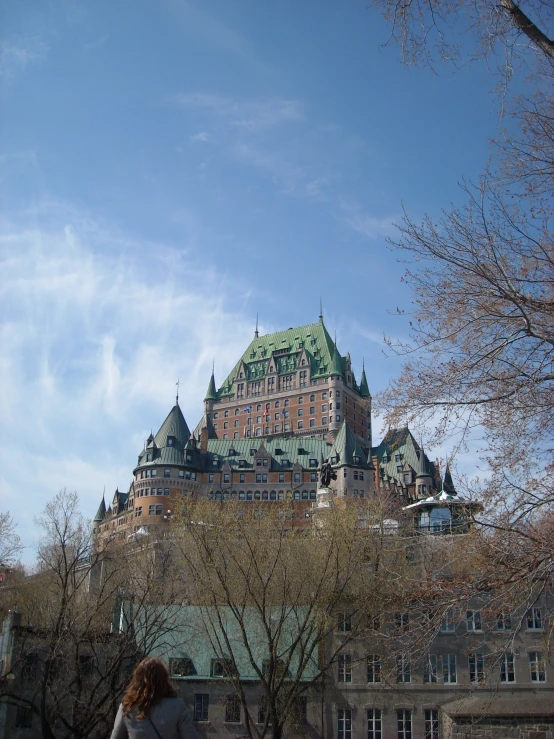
[242, 406, 252, 413]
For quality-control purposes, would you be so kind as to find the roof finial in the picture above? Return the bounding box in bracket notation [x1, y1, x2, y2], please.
[255, 314, 259, 338]
[176, 377, 180, 405]
[212, 359, 215, 375]
[319, 298, 323, 322]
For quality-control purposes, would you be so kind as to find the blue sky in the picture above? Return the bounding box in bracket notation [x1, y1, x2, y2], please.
[1, 0, 504, 561]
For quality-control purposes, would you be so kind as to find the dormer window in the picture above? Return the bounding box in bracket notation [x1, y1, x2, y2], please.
[309, 459, 318, 468]
[186, 452, 192, 463]
[239, 459, 247, 468]
[250, 448, 257, 456]
[382, 454, 388, 463]
[146, 453, 152, 462]
[353, 455, 361, 465]
[212, 459, 218, 468]
[167, 437, 175, 447]
[330, 456, 338, 464]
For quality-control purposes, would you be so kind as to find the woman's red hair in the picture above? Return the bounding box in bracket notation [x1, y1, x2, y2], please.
[122, 657, 177, 718]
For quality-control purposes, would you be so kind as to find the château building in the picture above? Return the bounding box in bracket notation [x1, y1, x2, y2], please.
[93, 316, 453, 546]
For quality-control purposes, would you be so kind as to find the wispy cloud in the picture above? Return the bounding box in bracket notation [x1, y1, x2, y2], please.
[173, 92, 304, 132]
[340, 200, 399, 240]
[0, 201, 254, 561]
[0, 36, 48, 81]
[189, 131, 213, 144]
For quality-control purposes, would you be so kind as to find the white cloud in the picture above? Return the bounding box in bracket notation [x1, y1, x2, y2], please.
[189, 131, 213, 144]
[0, 202, 254, 562]
[0, 37, 48, 81]
[173, 92, 304, 132]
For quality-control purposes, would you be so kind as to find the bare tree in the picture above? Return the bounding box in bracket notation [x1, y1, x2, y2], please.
[0, 511, 22, 567]
[0, 491, 188, 739]
[173, 499, 411, 739]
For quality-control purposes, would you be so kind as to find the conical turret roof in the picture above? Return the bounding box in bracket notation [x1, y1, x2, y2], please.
[359, 366, 370, 398]
[135, 404, 191, 471]
[205, 371, 218, 401]
[415, 448, 430, 479]
[443, 461, 457, 495]
[329, 342, 343, 376]
[94, 496, 106, 522]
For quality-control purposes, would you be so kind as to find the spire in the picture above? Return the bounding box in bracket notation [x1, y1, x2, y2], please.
[94, 495, 106, 522]
[205, 368, 217, 401]
[359, 360, 370, 398]
[415, 447, 429, 479]
[319, 298, 323, 322]
[255, 314, 259, 338]
[175, 377, 180, 406]
[329, 340, 342, 376]
[443, 460, 457, 495]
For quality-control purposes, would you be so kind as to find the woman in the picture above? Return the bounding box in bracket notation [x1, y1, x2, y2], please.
[110, 657, 198, 739]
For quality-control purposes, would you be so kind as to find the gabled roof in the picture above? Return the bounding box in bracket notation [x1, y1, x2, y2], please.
[372, 428, 437, 483]
[214, 319, 346, 398]
[328, 421, 369, 467]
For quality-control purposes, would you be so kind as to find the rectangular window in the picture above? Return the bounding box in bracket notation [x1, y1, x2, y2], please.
[424, 709, 439, 739]
[500, 652, 515, 683]
[294, 472, 301, 482]
[156, 504, 163, 515]
[310, 472, 317, 482]
[366, 655, 381, 683]
[466, 610, 482, 631]
[164, 488, 170, 496]
[443, 654, 457, 684]
[527, 607, 543, 630]
[530, 651, 546, 682]
[223, 473, 230, 483]
[310, 419, 315, 427]
[497, 613, 512, 630]
[337, 709, 352, 739]
[397, 709, 412, 739]
[396, 654, 411, 683]
[208, 474, 214, 483]
[338, 654, 352, 683]
[164, 468, 171, 477]
[179, 470, 184, 478]
[367, 708, 382, 739]
[298, 421, 303, 429]
[337, 612, 352, 632]
[148, 505, 156, 515]
[468, 653, 484, 683]
[193, 694, 209, 722]
[135, 506, 142, 517]
[395, 613, 409, 630]
[424, 654, 438, 683]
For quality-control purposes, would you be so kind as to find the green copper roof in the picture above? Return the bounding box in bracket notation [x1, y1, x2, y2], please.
[94, 497, 106, 522]
[328, 421, 369, 468]
[205, 436, 328, 470]
[328, 342, 343, 376]
[415, 448, 429, 479]
[215, 320, 345, 398]
[359, 366, 370, 398]
[205, 372, 218, 401]
[135, 404, 191, 470]
[372, 428, 437, 485]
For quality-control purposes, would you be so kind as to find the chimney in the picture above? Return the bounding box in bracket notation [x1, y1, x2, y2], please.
[200, 426, 208, 454]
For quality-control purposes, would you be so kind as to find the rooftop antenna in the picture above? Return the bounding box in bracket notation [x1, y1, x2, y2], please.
[255, 314, 259, 338]
[175, 377, 180, 405]
[319, 298, 323, 321]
